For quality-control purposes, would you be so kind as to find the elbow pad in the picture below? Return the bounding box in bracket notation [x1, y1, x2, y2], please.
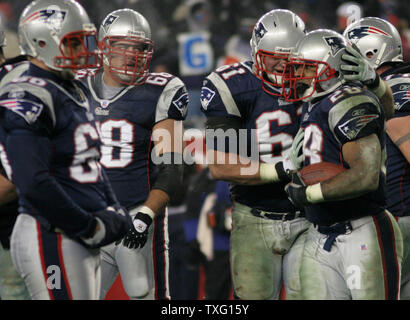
[152, 152, 184, 201]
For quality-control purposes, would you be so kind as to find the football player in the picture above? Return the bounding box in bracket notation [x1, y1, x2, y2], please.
[0, 0, 132, 300]
[344, 17, 410, 299]
[200, 9, 310, 300]
[283, 29, 403, 299]
[85, 9, 188, 300]
[0, 14, 30, 300]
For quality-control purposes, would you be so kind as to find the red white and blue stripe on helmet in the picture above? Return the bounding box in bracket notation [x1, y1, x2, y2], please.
[22, 9, 66, 24]
[347, 26, 392, 40]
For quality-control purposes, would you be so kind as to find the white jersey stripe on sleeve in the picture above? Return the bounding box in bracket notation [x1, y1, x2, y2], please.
[155, 77, 185, 123]
[207, 72, 241, 117]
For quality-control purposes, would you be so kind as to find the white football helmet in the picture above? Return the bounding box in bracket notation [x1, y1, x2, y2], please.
[250, 9, 306, 96]
[343, 17, 403, 69]
[99, 9, 154, 85]
[18, 0, 101, 77]
[283, 29, 347, 102]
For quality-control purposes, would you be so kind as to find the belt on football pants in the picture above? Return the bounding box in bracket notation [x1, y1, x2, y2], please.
[250, 208, 305, 221]
[315, 222, 353, 252]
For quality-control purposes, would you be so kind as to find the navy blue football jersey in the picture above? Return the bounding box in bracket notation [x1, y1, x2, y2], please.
[0, 63, 110, 237]
[86, 71, 189, 209]
[299, 84, 386, 225]
[0, 56, 29, 243]
[382, 66, 410, 217]
[201, 61, 302, 213]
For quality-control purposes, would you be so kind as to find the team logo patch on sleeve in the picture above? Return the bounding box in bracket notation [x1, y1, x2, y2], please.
[393, 91, 410, 111]
[0, 99, 43, 124]
[337, 114, 379, 140]
[200, 87, 215, 110]
[172, 93, 189, 117]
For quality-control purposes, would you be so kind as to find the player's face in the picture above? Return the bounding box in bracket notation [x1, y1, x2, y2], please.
[264, 55, 288, 75]
[294, 63, 316, 86]
[109, 40, 146, 69]
[61, 37, 88, 67]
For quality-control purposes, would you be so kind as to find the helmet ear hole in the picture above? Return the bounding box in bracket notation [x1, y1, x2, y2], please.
[38, 40, 46, 48]
[366, 51, 375, 59]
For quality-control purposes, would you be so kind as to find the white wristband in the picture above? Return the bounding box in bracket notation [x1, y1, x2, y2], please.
[370, 79, 386, 99]
[306, 183, 324, 204]
[259, 163, 279, 182]
[139, 205, 155, 219]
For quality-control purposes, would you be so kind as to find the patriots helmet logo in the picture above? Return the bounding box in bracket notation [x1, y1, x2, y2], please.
[324, 36, 345, 57]
[0, 99, 43, 124]
[254, 22, 268, 44]
[200, 87, 215, 110]
[172, 93, 189, 117]
[346, 26, 392, 40]
[102, 15, 118, 31]
[23, 9, 67, 33]
[338, 114, 379, 140]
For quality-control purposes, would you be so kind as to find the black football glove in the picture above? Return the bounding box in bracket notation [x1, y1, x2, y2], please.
[284, 171, 309, 209]
[117, 212, 153, 249]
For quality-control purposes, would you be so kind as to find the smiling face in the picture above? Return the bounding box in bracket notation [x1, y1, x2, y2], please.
[264, 54, 288, 76]
[255, 50, 290, 86]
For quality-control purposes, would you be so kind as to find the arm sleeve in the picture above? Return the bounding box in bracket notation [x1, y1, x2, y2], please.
[155, 77, 189, 123]
[201, 73, 246, 153]
[329, 100, 384, 145]
[7, 129, 96, 238]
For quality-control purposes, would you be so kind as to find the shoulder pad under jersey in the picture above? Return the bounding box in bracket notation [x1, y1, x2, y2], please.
[327, 89, 382, 144]
[0, 77, 56, 127]
[383, 73, 410, 113]
[154, 75, 189, 122]
[0, 61, 29, 88]
[201, 62, 256, 118]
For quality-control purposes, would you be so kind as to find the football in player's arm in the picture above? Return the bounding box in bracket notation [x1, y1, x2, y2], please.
[200, 9, 311, 300]
[283, 29, 402, 300]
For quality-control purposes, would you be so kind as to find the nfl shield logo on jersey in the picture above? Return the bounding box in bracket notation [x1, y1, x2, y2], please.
[101, 100, 110, 108]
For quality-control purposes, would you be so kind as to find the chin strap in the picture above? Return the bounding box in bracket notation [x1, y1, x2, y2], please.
[303, 79, 345, 102]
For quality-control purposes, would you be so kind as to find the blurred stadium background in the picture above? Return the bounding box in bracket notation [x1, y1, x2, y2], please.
[1, 0, 409, 65]
[0, 0, 408, 125]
